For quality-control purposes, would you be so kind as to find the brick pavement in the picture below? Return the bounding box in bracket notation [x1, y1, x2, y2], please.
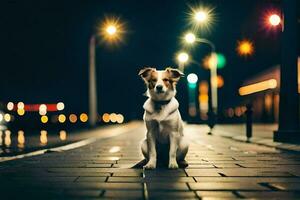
[1, 123, 300, 199]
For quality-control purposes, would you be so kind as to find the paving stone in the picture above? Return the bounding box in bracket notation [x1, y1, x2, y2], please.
[103, 190, 143, 198]
[194, 177, 300, 183]
[196, 191, 238, 198]
[64, 189, 103, 197]
[113, 171, 142, 177]
[188, 182, 268, 190]
[144, 177, 196, 183]
[148, 191, 197, 199]
[108, 177, 143, 182]
[76, 177, 107, 182]
[144, 169, 187, 177]
[146, 182, 189, 191]
[238, 191, 300, 199]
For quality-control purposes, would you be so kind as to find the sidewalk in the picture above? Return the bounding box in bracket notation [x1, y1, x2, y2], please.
[1, 122, 300, 199]
[212, 124, 300, 152]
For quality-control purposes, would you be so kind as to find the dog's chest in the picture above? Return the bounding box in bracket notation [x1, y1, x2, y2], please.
[153, 121, 173, 144]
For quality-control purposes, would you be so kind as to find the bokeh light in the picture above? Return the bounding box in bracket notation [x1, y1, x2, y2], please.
[69, 114, 77, 123]
[18, 130, 25, 146]
[56, 102, 65, 111]
[109, 113, 117, 123]
[41, 115, 48, 123]
[237, 39, 254, 56]
[7, 102, 14, 111]
[17, 109, 25, 116]
[116, 114, 124, 124]
[39, 104, 47, 115]
[17, 102, 24, 110]
[80, 113, 88, 122]
[187, 73, 198, 84]
[59, 130, 67, 141]
[40, 130, 48, 144]
[102, 113, 110, 123]
[4, 113, 11, 122]
[58, 114, 66, 123]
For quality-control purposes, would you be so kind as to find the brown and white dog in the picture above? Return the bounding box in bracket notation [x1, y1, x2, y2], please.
[139, 67, 189, 169]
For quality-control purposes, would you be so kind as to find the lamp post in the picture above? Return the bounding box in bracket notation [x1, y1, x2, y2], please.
[89, 17, 124, 127]
[274, 0, 300, 143]
[183, 33, 218, 115]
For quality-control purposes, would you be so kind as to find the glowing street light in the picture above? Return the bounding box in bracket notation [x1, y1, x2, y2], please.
[184, 32, 196, 44]
[237, 39, 254, 56]
[89, 16, 126, 126]
[194, 11, 208, 22]
[177, 52, 189, 64]
[188, 6, 214, 31]
[106, 25, 117, 35]
[269, 14, 281, 26]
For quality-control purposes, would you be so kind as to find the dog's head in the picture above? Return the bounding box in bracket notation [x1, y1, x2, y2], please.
[139, 67, 184, 101]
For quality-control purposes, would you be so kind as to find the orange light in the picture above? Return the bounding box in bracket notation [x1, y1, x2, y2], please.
[69, 114, 77, 123]
[98, 16, 126, 45]
[59, 130, 67, 141]
[79, 113, 88, 122]
[237, 40, 254, 56]
[4, 130, 11, 146]
[212, 75, 224, 88]
[102, 113, 110, 123]
[40, 130, 48, 144]
[18, 130, 25, 147]
[239, 79, 277, 96]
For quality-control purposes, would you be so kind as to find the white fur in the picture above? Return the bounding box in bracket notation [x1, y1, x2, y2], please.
[141, 70, 189, 169]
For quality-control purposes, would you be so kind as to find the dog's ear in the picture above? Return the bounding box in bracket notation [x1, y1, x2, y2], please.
[138, 67, 155, 81]
[166, 67, 184, 81]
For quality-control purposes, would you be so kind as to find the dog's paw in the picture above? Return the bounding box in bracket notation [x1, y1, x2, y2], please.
[168, 162, 179, 169]
[144, 162, 156, 170]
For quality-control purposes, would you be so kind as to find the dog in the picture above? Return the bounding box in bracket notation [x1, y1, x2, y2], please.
[139, 67, 189, 169]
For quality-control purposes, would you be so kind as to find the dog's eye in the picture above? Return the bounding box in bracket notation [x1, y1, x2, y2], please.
[151, 79, 157, 82]
[163, 78, 169, 82]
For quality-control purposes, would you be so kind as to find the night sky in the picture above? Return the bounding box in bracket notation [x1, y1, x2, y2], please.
[1, 0, 298, 120]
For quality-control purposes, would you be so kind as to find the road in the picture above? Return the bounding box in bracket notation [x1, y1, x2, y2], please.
[1, 122, 300, 199]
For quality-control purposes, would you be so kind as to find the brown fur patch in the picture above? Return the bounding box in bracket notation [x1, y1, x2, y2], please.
[148, 71, 158, 89]
[161, 71, 174, 90]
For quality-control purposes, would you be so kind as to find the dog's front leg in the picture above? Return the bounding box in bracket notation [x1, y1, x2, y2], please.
[169, 133, 179, 169]
[144, 132, 157, 169]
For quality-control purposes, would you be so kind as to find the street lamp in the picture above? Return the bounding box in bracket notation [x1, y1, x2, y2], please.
[183, 32, 218, 114]
[194, 11, 208, 23]
[269, 14, 281, 26]
[176, 52, 189, 71]
[89, 16, 125, 127]
[188, 6, 215, 31]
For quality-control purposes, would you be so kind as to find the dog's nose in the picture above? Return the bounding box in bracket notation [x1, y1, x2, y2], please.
[156, 85, 163, 91]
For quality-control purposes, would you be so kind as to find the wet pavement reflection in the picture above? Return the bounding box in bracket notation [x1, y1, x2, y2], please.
[0, 129, 74, 156]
